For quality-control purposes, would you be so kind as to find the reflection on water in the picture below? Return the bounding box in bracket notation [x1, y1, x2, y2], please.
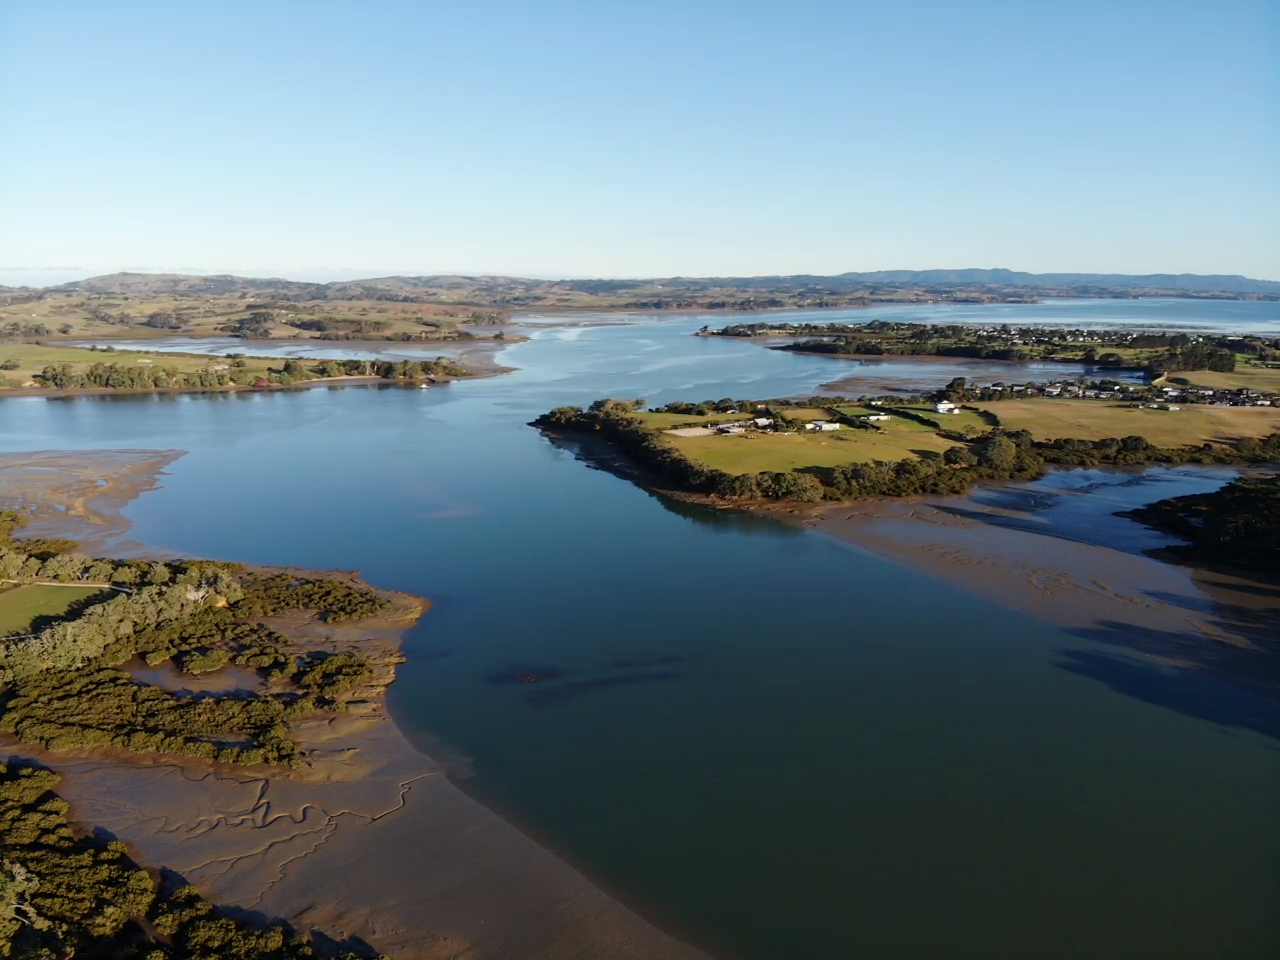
[4, 298, 1280, 960]
[646, 492, 804, 536]
[962, 465, 1244, 554]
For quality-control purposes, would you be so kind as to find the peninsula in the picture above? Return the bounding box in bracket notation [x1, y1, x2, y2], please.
[535, 389, 1280, 504]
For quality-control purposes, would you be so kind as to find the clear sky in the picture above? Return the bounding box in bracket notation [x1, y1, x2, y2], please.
[2, 0, 1277, 284]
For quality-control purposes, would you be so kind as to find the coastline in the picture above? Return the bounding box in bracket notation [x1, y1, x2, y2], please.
[0, 450, 709, 960]
[544, 428, 1279, 699]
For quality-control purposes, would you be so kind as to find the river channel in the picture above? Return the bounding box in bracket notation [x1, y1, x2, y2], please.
[4, 298, 1278, 958]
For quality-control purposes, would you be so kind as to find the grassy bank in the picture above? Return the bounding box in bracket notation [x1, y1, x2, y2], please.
[975, 399, 1280, 446]
[668, 423, 954, 473]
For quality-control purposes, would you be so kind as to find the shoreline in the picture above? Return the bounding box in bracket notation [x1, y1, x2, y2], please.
[0, 450, 710, 960]
[544, 428, 1279, 699]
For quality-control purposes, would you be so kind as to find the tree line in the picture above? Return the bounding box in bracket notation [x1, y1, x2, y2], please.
[32, 356, 469, 391]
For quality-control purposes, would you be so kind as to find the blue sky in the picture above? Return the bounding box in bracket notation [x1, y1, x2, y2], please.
[1, 1, 1277, 283]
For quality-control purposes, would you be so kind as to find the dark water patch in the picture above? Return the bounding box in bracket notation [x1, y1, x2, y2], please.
[485, 664, 567, 685]
[522, 670, 683, 709]
[607, 655, 688, 669]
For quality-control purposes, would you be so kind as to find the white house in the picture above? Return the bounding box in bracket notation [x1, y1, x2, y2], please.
[859, 414, 891, 422]
[934, 401, 960, 414]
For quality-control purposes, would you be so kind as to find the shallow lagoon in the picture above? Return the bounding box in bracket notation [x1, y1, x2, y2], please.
[5, 297, 1279, 959]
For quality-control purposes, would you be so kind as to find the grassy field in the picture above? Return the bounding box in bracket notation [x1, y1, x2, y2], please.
[834, 403, 990, 434]
[974, 399, 1280, 446]
[775, 407, 833, 422]
[0, 342, 277, 387]
[831, 404, 884, 417]
[668, 427, 955, 474]
[926, 408, 992, 434]
[1163, 365, 1280, 393]
[0, 584, 106, 635]
[632, 411, 754, 430]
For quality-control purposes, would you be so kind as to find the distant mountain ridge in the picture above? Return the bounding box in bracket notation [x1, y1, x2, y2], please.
[35, 268, 1280, 298]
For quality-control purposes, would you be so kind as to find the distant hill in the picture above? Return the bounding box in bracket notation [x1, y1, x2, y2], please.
[828, 269, 1280, 295]
[19, 268, 1278, 310]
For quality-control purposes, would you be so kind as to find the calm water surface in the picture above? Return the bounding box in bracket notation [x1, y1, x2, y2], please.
[4, 299, 1279, 959]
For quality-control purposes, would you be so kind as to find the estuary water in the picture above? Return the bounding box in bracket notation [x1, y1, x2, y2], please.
[4, 297, 1279, 959]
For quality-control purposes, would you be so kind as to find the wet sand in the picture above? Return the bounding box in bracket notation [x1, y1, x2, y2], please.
[766, 491, 1280, 700]
[0, 450, 708, 960]
[0, 449, 185, 554]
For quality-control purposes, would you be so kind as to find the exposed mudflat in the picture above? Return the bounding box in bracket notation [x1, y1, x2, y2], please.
[0, 449, 184, 554]
[769, 484, 1280, 701]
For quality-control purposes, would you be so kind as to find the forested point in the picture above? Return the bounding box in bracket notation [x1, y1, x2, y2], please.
[1120, 474, 1280, 573]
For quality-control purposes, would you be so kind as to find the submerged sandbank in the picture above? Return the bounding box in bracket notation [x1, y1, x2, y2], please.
[764, 477, 1280, 701]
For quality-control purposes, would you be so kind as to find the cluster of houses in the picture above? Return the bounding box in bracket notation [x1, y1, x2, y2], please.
[707, 417, 775, 435]
[970, 378, 1280, 407]
[1149, 384, 1278, 407]
[704, 416, 842, 435]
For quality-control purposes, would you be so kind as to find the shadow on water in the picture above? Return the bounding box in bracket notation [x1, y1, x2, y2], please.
[648, 490, 803, 537]
[543, 426, 802, 537]
[523, 670, 682, 709]
[1067, 607, 1280, 711]
[1056, 647, 1280, 742]
[484, 660, 685, 709]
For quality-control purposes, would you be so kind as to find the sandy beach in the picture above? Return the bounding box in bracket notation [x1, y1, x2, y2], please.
[0, 450, 708, 960]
